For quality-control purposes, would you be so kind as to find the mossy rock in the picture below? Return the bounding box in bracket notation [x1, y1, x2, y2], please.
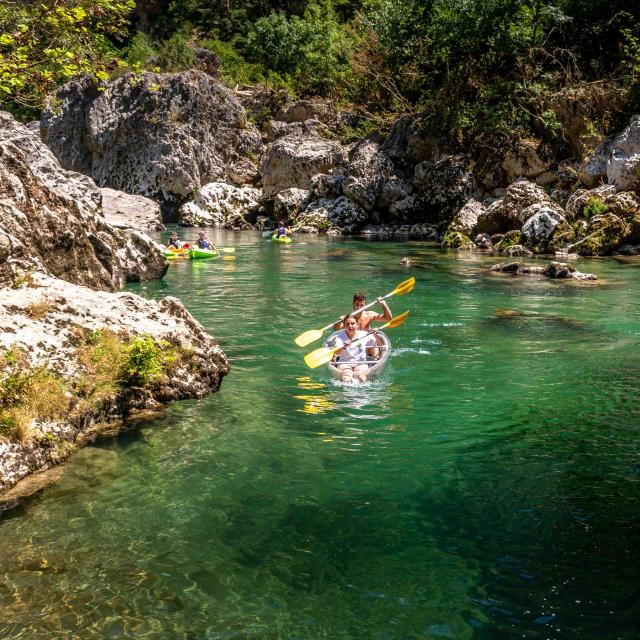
[547, 221, 577, 252]
[494, 230, 521, 253]
[570, 213, 627, 256]
[441, 231, 473, 249]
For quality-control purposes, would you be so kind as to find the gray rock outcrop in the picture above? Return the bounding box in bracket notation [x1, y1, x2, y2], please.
[608, 114, 640, 191]
[0, 112, 166, 290]
[476, 180, 562, 234]
[179, 182, 261, 228]
[261, 134, 347, 198]
[101, 187, 165, 232]
[0, 273, 229, 494]
[274, 188, 309, 219]
[412, 155, 479, 226]
[293, 196, 367, 233]
[342, 140, 394, 211]
[41, 71, 262, 209]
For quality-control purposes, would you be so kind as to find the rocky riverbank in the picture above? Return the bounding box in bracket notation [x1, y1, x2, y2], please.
[39, 70, 640, 257]
[0, 111, 229, 500]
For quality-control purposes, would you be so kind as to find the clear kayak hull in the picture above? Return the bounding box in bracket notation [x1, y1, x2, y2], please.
[323, 330, 391, 380]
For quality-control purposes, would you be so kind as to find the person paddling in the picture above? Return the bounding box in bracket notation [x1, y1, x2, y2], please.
[333, 292, 392, 352]
[275, 220, 288, 238]
[327, 315, 379, 383]
[333, 292, 392, 331]
[196, 230, 218, 253]
[167, 231, 184, 249]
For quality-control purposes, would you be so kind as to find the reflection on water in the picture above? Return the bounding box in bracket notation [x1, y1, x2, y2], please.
[1, 232, 639, 639]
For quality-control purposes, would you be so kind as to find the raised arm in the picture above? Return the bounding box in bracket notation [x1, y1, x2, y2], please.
[372, 297, 392, 322]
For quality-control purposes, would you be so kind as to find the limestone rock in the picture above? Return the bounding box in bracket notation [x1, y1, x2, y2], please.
[266, 119, 332, 142]
[608, 114, 640, 191]
[567, 213, 627, 255]
[502, 244, 533, 257]
[275, 99, 332, 124]
[274, 188, 309, 219]
[260, 135, 347, 198]
[521, 207, 567, 250]
[179, 182, 261, 228]
[0, 111, 166, 291]
[474, 233, 493, 249]
[377, 177, 411, 209]
[0, 273, 229, 494]
[491, 261, 596, 280]
[293, 196, 367, 233]
[565, 185, 616, 220]
[502, 139, 553, 182]
[605, 191, 639, 219]
[448, 198, 486, 235]
[412, 155, 479, 225]
[382, 114, 438, 167]
[342, 140, 394, 211]
[441, 230, 473, 249]
[309, 173, 343, 200]
[228, 158, 259, 186]
[548, 221, 578, 252]
[579, 138, 613, 187]
[476, 180, 562, 235]
[101, 187, 165, 232]
[41, 71, 262, 207]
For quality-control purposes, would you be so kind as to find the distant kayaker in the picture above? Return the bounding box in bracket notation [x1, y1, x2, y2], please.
[275, 220, 288, 238]
[328, 315, 379, 383]
[196, 230, 218, 253]
[167, 231, 184, 249]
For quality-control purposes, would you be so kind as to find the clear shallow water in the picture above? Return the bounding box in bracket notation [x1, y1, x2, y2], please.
[1, 231, 639, 639]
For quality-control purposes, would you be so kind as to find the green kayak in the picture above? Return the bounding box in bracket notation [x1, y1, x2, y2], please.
[271, 235, 292, 244]
[188, 248, 219, 260]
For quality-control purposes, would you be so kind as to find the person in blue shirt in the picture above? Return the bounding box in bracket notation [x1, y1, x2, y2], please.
[196, 231, 218, 253]
[275, 221, 287, 238]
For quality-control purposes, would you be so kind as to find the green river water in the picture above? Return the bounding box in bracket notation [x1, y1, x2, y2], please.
[1, 231, 639, 639]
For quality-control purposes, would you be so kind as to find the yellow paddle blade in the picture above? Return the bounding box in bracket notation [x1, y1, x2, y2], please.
[295, 278, 415, 348]
[393, 276, 415, 296]
[304, 346, 339, 369]
[221, 247, 235, 254]
[295, 329, 325, 348]
[382, 310, 410, 329]
[223, 255, 236, 261]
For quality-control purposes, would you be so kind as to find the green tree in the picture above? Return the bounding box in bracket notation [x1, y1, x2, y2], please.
[0, 0, 135, 117]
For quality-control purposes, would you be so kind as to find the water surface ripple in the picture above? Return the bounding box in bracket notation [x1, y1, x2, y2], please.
[1, 232, 639, 639]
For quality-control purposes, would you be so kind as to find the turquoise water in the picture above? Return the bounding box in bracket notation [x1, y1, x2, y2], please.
[1, 231, 639, 639]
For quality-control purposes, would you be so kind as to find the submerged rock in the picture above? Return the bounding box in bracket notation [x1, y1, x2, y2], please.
[491, 260, 597, 280]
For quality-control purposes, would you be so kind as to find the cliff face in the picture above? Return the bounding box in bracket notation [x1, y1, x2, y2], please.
[0, 111, 230, 499]
[0, 112, 167, 290]
[40, 71, 262, 215]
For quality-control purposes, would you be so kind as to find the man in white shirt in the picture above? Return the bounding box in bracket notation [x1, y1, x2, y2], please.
[328, 315, 378, 383]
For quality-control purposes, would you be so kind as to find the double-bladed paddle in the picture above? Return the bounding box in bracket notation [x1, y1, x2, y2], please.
[304, 311, 410, 369]
[294, 277, 415, 347]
